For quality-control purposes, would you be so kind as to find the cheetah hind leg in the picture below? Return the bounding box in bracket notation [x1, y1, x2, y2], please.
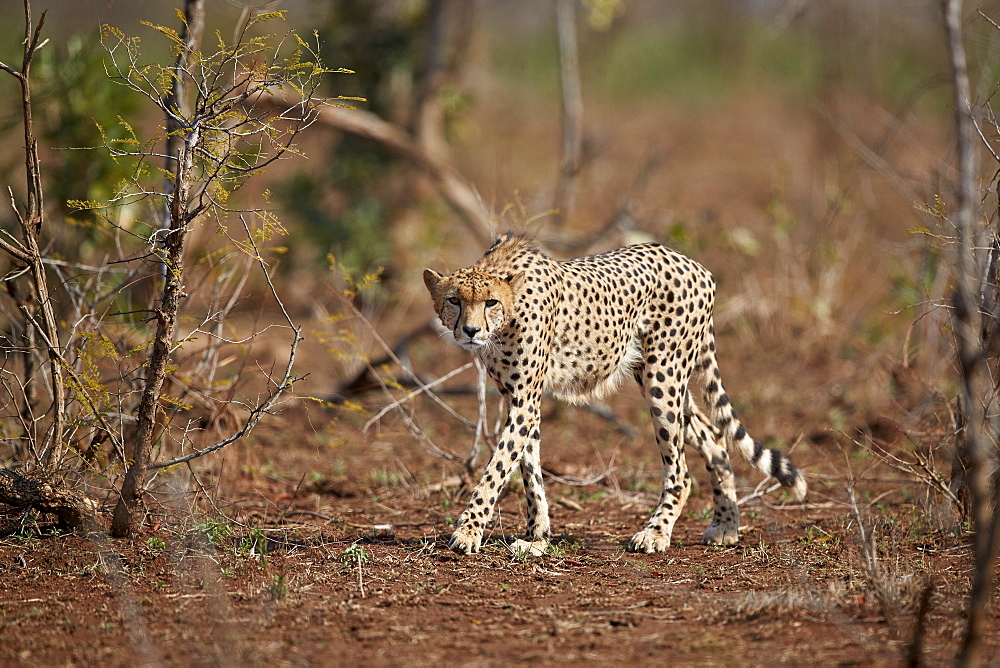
[685, 403, 740, 546]
[628, 444, 690, 553]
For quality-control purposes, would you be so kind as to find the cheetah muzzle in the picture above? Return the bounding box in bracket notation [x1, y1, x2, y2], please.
[424, 234, 806, 555]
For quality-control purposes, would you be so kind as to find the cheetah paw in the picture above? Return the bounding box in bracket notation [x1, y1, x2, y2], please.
[627, 529, 671, 553]
[508, 538, 547, 557]
[702, 522, 739, 546]
[448, 528, 482, 555]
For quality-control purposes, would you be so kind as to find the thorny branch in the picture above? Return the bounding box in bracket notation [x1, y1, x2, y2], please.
[363, 362, 475, 432]
[146, 216, 304, 471]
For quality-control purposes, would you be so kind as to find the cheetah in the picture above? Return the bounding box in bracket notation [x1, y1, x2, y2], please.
[423, 234, 805, 555]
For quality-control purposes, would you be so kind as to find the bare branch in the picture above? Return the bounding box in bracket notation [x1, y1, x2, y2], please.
[0, 0, 67, 466]
[363, 362, 475, 432]
[329, 290, 479, 465]
[300, 101, 493, 244]
[146, 216, 303, 470]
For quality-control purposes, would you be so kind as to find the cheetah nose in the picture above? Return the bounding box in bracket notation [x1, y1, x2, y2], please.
[462, 325, 481, 338]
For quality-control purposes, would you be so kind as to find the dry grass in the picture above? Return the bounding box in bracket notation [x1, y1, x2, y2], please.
[728, 586, 842, 621]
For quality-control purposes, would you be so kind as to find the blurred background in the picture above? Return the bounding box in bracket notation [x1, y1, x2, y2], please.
[2, 0, 998, 466]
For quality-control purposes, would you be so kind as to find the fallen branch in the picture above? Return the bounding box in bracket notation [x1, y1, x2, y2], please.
[310, 104, 492, 243]
[0, 468, 101, 533]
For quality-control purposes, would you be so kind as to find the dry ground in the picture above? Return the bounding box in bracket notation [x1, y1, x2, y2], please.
[1, 384, 997, 666]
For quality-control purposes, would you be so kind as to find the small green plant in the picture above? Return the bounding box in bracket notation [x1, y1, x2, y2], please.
[577, 490, 607, 503]
[74, 560, 105, 576]
[194, 519, 232, 547]
[510, 544, 532, 561]
[545, 538, 581, 558]
[544, 543, 565, 558]
[7, 513, 40, 542]
[340, 542, 369, 566]
[238, 528, 269, 557]
[146, 536, 166, 551]
[799, 525, 834, 548]
[371, 468, 402, 487]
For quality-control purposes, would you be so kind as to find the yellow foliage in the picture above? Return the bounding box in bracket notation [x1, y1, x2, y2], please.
[139, 21, 183, 46]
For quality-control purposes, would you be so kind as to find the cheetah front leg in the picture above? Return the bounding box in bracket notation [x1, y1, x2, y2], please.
[507, 438, 551, 557]
[449, 398, 541, 555]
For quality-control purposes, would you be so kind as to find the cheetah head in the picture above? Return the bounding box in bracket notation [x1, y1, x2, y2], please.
[423, 268, 524, 351]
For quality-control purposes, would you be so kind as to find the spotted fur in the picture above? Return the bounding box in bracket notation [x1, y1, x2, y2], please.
[424, 234, 806, 555]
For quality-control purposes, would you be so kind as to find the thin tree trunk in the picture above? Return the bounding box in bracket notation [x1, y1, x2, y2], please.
[942, 1, 1000, 665]
[111, 0, 205, 538]
[162, 0, 205, 234]
[413, 0, 448, 160]
[552, 0, 583, 228]
[14, 2, 65, 466]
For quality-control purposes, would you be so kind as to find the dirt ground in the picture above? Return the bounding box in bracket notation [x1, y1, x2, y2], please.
[2, 383, 998, 667]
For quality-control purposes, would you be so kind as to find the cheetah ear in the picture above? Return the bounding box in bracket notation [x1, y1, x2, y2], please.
[506, 271, 525, 292]
[423, 269, 443, 294]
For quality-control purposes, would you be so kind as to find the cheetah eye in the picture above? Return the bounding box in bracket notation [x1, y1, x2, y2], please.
[484, 299, 499, 307]
[447, 296, 460, 306]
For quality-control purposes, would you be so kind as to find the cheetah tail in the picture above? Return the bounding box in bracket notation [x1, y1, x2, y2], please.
[698, 341, 807, 501]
